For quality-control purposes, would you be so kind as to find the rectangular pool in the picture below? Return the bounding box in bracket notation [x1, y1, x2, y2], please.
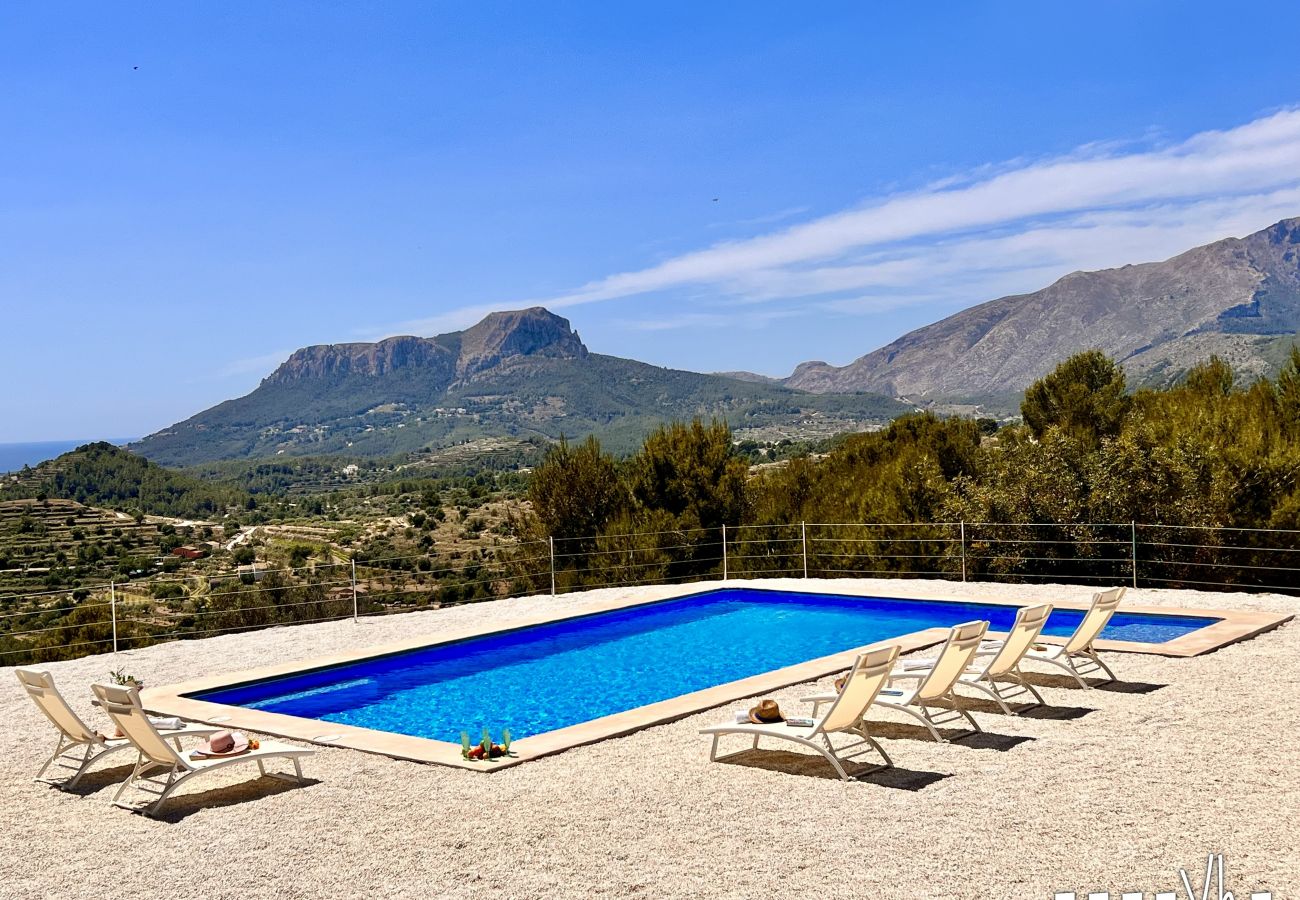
[187, 587, 1219, 743]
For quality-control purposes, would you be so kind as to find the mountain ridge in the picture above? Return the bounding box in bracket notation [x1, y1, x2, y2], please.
[264, 307, 587, 385]
[783, 217, 1300, 401]
[131, 309, 908, 466]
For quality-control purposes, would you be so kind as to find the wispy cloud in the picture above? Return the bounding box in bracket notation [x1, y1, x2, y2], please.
[706, 205, 812, 230]
[367, 108, 1300, 343]
[217, 349, 295, 378]
[620, 308, 802, 332]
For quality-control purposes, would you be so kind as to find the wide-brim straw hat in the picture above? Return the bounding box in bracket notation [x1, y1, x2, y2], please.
[748, 699, 783, 724]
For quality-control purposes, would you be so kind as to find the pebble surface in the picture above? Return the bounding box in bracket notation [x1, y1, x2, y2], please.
[0, 577, 1294, 900]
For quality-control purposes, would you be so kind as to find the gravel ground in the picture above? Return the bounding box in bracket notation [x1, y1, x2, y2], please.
[1, 578, 1296, 900]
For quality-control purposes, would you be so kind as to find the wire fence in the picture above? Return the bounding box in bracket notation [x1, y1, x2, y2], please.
[2, 520, 1299, 665]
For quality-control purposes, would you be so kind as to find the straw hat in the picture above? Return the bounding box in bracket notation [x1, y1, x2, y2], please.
[748, 699, 783, 724]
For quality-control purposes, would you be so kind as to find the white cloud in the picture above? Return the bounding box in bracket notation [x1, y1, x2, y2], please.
[620, 308, 802, 333]
[535, 108, 1300, 310]
[367, 108, 1300, 345]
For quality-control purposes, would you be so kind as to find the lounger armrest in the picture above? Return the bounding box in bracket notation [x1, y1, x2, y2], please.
[885, 669, 926, 683]
[800, 691, 837, 705]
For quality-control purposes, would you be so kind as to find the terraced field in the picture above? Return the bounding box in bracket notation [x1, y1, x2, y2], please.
[0, 498, 170, 597]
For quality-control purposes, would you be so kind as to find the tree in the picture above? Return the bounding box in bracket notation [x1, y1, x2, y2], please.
[1021, 350, 1130, 446]
[1182, 355, 1234, 398]
[627, 420, 748, 530]
[528, 436, 627, 549]
[1276, 345, 1300, 436]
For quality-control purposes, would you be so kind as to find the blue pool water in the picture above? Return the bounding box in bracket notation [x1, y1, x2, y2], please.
[191, 587, 1217, 742]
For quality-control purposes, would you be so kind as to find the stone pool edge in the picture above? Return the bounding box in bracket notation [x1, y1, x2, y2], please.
[140, 582, 1291, 772]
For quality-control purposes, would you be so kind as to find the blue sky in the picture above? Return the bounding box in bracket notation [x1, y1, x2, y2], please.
[3, 2, 1300, 442]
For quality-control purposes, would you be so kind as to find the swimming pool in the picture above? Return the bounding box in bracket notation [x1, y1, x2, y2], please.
[187, 587, 1219, 744]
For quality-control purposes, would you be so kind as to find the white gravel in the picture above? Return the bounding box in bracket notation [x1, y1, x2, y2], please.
[1, 578, 1296, 900]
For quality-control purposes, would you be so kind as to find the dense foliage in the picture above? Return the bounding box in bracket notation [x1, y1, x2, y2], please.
[517, 351, 1300, 591]
[2, 443, 248, 519]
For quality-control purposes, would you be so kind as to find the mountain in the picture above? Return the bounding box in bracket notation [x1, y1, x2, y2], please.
[784, 218, 1300, 404]
[711, 371, 779, 384]
[131, 308, 909, 466]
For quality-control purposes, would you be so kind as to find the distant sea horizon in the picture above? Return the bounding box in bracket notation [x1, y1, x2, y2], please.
[0, 439, 136, 474]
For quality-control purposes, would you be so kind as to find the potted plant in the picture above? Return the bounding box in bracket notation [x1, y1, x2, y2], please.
[108, 668, 144, 690]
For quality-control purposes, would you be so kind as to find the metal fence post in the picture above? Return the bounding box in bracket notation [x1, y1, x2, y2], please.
[1131, 521, 1139, 589]
[960, 521, 967, 583]
[351, 558, 359, 623]
[110, 580, 118, 655]
[801, 522, 808, 578]
[549, 536, 556, 597]
[721, 524, 728, 581]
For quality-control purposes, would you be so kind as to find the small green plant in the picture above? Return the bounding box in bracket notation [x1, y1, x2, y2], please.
[108, 668, 143, 688]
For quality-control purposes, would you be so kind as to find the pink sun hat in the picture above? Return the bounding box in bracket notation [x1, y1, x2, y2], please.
[195, 729, 250, 757]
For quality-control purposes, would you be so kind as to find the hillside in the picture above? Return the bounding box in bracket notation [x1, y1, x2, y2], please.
[784, 217, 1300, 404]
[2, 442, 248, 518]
[0, 497, 196, 597]
[131, 308, 909, 466]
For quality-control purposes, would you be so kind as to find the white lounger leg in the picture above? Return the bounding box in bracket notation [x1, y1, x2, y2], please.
[1032, 653, 1096, 688]
[958, 679, 1016, 715]
[34, 735, 81, 784]
[36, 737, 125, 788]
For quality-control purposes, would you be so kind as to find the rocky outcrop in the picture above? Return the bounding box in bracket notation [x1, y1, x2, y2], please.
[263, 307, 587, 386]
[264, 336, 457, 384]
[454, 307, 588, 377]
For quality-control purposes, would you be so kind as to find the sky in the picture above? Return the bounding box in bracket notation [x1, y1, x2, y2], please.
[3, 3, 1300, 442]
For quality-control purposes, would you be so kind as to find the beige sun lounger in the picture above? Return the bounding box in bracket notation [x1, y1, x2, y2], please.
[894, 604, 1053, 714]
[804, 620, 990, 742]
[93, 682, 315, 816]
[16, 668, 219, 788]
[982, 588, 1125, 688]
[699, 644, 901, 781]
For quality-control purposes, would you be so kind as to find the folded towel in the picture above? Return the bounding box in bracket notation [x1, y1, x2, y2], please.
[149, 716, 183, 731]
[733, 710, 749, 724]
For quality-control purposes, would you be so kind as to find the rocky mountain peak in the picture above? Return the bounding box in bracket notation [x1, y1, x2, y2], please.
[261, 307, 587, 385]
[454, 307, 587, 377]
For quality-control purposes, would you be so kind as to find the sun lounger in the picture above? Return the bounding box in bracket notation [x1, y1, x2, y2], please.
[982, 588, 1125, 688]
[894, 604, 1053, 714]
[16, 668, 219, 788]
[699, 644, 900, 781]
[92, 682, 315, 815]
[804, 620, 990, 742]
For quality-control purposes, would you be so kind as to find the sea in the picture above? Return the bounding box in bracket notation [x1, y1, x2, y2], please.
[0, 439, 136, 474]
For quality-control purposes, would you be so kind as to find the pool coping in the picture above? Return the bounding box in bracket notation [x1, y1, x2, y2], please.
[142, 582, 1292, 772]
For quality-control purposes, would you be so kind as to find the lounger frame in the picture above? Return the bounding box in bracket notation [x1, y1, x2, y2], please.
[16, 668, 210, 788]
[93, 682, 314, 816]
[700, 645, 900, 781]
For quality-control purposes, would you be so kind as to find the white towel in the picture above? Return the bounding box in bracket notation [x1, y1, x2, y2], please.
[733, 710, 750, 724]
[149, 716, 183, 731]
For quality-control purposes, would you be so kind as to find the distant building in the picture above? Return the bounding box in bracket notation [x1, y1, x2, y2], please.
[171, 546, 207, 560]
